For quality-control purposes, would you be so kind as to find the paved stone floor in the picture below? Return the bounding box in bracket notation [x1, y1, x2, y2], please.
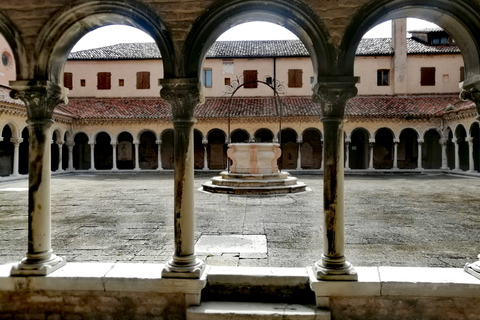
[0, 172, 479, 269]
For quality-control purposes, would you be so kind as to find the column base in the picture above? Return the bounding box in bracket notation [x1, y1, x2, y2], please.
[465, 257, 480, 280]
[313, 255, 357, 281]
[162, 256, 205, 279]
[157, 168, 164, 171]
[56, 169, 64, 172]
[467, 170, 478, 173]
[11, 252, 66, 276]
[440, 166, 450, 170]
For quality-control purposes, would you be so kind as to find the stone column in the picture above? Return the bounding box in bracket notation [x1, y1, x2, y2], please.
[461, 86, 480, 280]
[467, 137, 476, 173]
[66, 141, 75, 171]
[344, 138, 351, 171]
[393, 139, 399, 170]
[56, 141, 64, 172]
[160, 78, 205, 278]
[417, 139, 424, 170]
[202, 138, 209, 171]
[296, 137, 302, 170]
[156, 139, 163, 171]
[89, 142, 96, 171]
[440, 139, 449, 170]
[320, 139, 324, 170]
[133, 140, 140, 171]
[9, 80, 67, 275]
[10, 138, 23, 176]
[452, 138, 461, 170]
[312, 78, 358, 280]
[368, 139, 375, 170]
[111, 141, 118, 171]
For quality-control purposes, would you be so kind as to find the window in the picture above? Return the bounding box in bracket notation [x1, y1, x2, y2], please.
[288, 69, 303, 88]
[119, 79, 124, 87]
[136, 71, 150, 89]
[460, 66, 465, 82]
[158, 79, 162, 86]
[1, 52, 9, 67]
[310, 77, 315, 84]
[202, 69, 212, 88]
[377, 69, 390, 86]
[80, 79, 86, 87]
[63, 72, 73, 90]
[97, 72, 111, 90]
[224, 78, 231, 86]
[243, 70, 258, 88]
[265, 77, 272, 85]
[421, 67, 436, 86]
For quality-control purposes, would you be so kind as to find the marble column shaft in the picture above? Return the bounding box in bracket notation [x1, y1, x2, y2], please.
[156, 140, 163, 171]
[440, 139, 449, 170]
[66, 141, 75, 171]
[89, 142, 96, 171]
[296, 137, 302, 170]
[393, 139, 399, 169]
[417, 139, 424, 170]
[111, 142, 118, 171]
[133, 141, 140, 171]
[368, 139, 375, 170]
[160, 78, 205, 278]
[202, 139, 208, 170]
[57, 141, 64, 172]
[452, 138, 460, 170]
[344, 139, 350, 170]
[9, 80, 67, 276]
[312, 79, 358, 281]
[10, 138, 23, 176]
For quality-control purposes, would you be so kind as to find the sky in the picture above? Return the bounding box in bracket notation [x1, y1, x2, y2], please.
[71, 19, 440, 52]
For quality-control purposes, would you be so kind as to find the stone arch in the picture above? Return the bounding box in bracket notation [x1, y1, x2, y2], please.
[35, 0, 175, 84]
[423, 128, 442, 169]
[160, 129, 174, 170]
[349, 128, 370, 170]
[398, 128, 419, 169]
[301, 127, 322, 169]
[254, 128, 274, 143]
[92, 129, 114, 143]
[341, 0, 480, 82]
[184, 0, 334, 80]
[207, 129, 227, 170]
[1, 121, 19, 139]
[455, 123, 469, 170]
[374, 127, 395, 169]
[95, 131, 113, 170]
[138, 130, 158, 169]
[0, 123, 14, 176]
[470, 121, 480, 171]
[279, 128, 298, 170]
[0, 13, 26, 79]
[230, 129, 250, 143]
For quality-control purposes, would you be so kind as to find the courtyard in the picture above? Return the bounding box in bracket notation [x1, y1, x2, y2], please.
[0, 172, 479, 269]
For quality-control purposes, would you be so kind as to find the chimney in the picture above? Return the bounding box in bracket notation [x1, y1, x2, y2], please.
[392, 18, 407, 94]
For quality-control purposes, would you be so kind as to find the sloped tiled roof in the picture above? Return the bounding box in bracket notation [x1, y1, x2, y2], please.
[68, 38, 460, 60]
[0, 85, 24, 106]
[57, 95, 473, 120]
[409, 27, 445, 33]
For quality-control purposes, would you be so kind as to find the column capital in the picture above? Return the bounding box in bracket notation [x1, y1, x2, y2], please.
[202, 138, 208, 145]
[160, 78, 204, 120]
[10, 80, 68, 120]
[440, 138, 448, 146]
[56, 140, 65, 145]
[369, 138, 376, 145]
[393, 139, 400, 144]
[452, 138, 458, 144]
[110, 141, 118, 146]
[460, 87, 480, 120]
[156, 139, 162, 145]
[344, 138, 351, 144]
[66, 141, 75, 148]
[297, 138, 303, 144]
[312, 77, 358, 119]
[417, 139, 424, 145]
[467, 137, 474, 144]
[88, 142, 95, 146]
[10, 137, 23, 146]
[133, 140, 140, 145]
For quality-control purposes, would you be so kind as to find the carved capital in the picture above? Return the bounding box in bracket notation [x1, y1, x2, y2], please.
[460, 87, 480, 120]
[312, 77, 358, 119]
[160, 78, 204, 120]
[10, 81, 68, 120]
[439, 138, 448, 146]
[10, 138, 23, 146]
[418, 139, 424, 145]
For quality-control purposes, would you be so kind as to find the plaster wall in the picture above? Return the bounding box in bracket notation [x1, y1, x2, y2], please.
[406, 54, 464, 94]
[64, 60, 164, 98]
[0, 34, 15, 87]
[354, 56, 393, 95]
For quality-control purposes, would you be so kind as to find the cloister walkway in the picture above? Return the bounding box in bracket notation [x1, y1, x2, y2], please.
[0, 172, 479, 268]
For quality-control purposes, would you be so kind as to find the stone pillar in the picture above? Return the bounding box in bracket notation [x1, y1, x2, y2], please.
[440, 139, 449, 170]
[56, 141, 64, 172]
[156, 139, 163, 171]
[393, 139, 399, 170]
[66, 141, 75, 171]
[467, 137, 476, 173]
[10, 138, 23, 176]
[417, 139, 424, 170]
[133, 140, 140, 171]
[452, 138, 461, 170]
[312, 78, 358, 280]
[89, 142, 96, 171]
[460, 87, 480, 280]
[160, 78, 205, 278]
[320, 139, 324, 170]
[202, 138, 209, 171]
[296, 137, 302, 170]
[368, 139, 375, 170]
[9, 80, 67, 275]
[344, 138, 351, 171]
[111, 142, 118, 171]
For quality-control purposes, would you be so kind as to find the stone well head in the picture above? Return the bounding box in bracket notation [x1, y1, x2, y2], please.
[227, 143, 282, 174]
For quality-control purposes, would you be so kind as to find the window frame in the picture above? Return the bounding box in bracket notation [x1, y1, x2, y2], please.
[377, 69, 390, 86]
[64, 72, 73, 90]
[202, 69, 213, 88]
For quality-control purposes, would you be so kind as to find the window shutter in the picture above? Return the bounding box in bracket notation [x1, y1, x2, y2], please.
[421, 67, 435, 86]
[137, 72, 150, 89]
[97, 72, 111, 90]
[243, 70, 258, 88]
[64, 72, 73, 90]
[288, 69, 303, 88]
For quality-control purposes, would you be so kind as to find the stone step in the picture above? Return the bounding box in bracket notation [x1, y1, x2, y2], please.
[210, 176, 300, 187]
[187, 302, 330, 320]
[202, 181, 307, 195]
[220, 171, 291, 180]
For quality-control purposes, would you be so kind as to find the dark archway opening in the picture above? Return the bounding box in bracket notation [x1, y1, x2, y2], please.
[139, 131, 158, 170]
[73, 133, 90, 170]
[398, 129, 418, 169]
[117, 132, 134, 170]
[423, 129, 442, 169]
[349, 129, 369, 169]
[207, 129, 227, 170]
[374, 128, 394, 169]
[95, 132, 113, 170]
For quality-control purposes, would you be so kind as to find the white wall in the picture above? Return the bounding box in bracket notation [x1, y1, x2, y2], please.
[0, 34, 16, 87]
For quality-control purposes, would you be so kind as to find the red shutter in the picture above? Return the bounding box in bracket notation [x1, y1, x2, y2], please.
[288, 69, 303, 88]
[64, 72, 73, 90]
[243, 70, 258, 88]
